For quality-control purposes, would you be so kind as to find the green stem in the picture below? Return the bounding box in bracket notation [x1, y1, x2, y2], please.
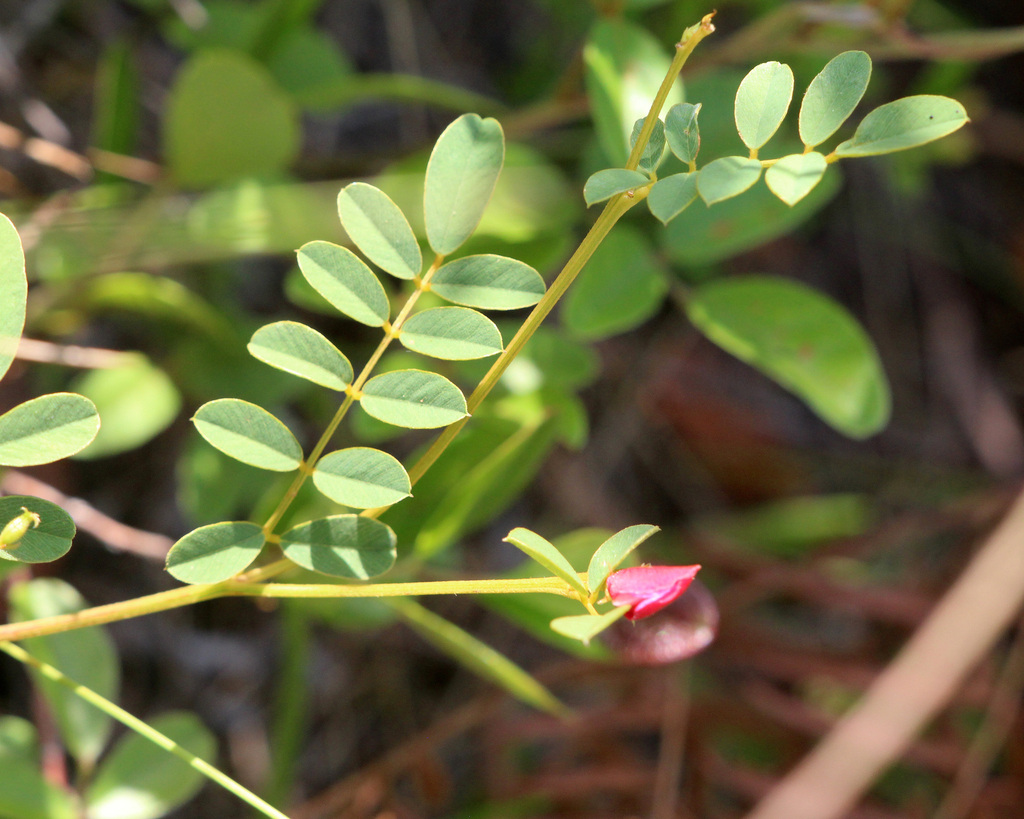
[0, 640, 291, 819]
[229, 575, 585, 600]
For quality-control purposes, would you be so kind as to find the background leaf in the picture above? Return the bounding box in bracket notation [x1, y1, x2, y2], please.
[0, 496, 75, 565]
[337, 182, 421, 279]
[313, 447, 412, 509]
[164, 49, 299, 187]
[685, 276, 891, 438]
[0, 394, 101, 467]
[400, 307, 503, 360]
[280, 514, 397, 579]
[0, 717, 76, 819]
[10, 579, 119, 768]
[0, 214, 26, 382]
[248, 321, 353, 390]
[833, 95, 969, 157]
[165, 521, 265, 584]
[85, 711, 216, 819]
[296, 240, 390, 327]
[192, 398, 303, 471]
[424, 114, 504, 255]
[360, 370, 467, 429]
[799, 51, 872, 147]
[431, 255, 545, 310]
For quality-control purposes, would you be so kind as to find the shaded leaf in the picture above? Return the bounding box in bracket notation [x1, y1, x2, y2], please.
[0, 496, 75, 565]
[337, 182, 421, 279]
[85, 711, 216, 819]
[664, 102, 701, 165]
[360, 370, 468, 429]
[685, 275, 891, 437]
[313, 447, 411, 509]
[424, 114, 504, 255]
[503, 527, 588, 598]
[280, 514, 397, 579]
[192, 398, 303, 471]
[647, 172, 699, 224]
[388, 598, 566, 716]
[10, 579, 118, 768]
[431, 254, 545, 310]
[165, 521, 265, 584]
[296, 240, 390, 327]
[765, 152, 828, 205]
[735, 61, 795, 151]
[0, 214, 26, 382]
[629, 117, 666, 175]
[834, 95, 968, 157]
[697, 156, 763, 205]
[248, 320, 353, 390]
[400, 307, 503, 360]
[799, 51, 872, 147]
[583, 168, 649, 207]
[0, 393, 100, 467]
[0, 723, 76, 819]
[586, 524, 660, 599]
[549, 607, 629, 646]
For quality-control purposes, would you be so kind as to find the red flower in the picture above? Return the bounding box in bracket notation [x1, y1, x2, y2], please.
[606, 565, 701, 620]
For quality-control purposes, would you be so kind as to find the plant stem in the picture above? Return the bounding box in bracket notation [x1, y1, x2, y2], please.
[0, 640, 291, 819]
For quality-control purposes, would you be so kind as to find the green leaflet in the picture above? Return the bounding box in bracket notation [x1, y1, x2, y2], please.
[765, 152, 828, 206]
[360, 370, 468, 429]
[430, 254, 545, 311]
[697, 156, 764, 205]
[0, 393, 100, 467]
[734, 61, 794, 151]
[0, 214, 26, 382]
[834, 95, 969, 157]
[0, 496, 75, 565]
[296, 240, 390, 327]
[337, 182, 421, 280]
[280, 514, 397, 579]
[192, 398, 303, 471]
[399, 307, 503, 360]
[799, 51, 871, 148]
[583, 168, 649, 207]
[248, 320, 354, 390]
[165, 521, 266, 584]
[313, 447, 412, 509]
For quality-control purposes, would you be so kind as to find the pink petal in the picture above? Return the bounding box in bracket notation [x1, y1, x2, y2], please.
[606, 564, 701, 620]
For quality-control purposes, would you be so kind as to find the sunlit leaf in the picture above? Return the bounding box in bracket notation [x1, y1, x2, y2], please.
[0, 393, 100, 467]
[85, 712, 216, 819]
[296, 240, 390, 327]
[400, 307, 502, 360]
[280, 514, 397, 579]
[583, 168, 649, 207]
[686, 275, 891, 438]
[503, 527, 588, 598]
[549, 607, 629, 646]
[337, 182, 421, 279]
[165, 521, 265, 584]
[0, 496, 75, 565]
[664, 102, 701, 165]
[734, 61, 794, 151]
[248, 320, 353, 390]
[192, 398, 303, 471]
[697, 156, 763, 205]
[834, 95, 969, 157]
[765, 152, 828, 205]
[72, 356, 181, 459]
[647, 172, 699, 224]
[0, 214, 26, 382]
[360, 370, 468, 429]
[431, 254, 545, 310]
[313, 447, 411, 509]
[424, 114, 504, 255]
[799, 51, 871, 148]
[165, 49, 299, 187]
[586, 524, 660, 599]
[10, 579, 118, 768]
[388, 598, 566, 715]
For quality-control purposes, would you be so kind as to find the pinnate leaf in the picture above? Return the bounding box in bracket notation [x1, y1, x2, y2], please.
[400, 307, 503, 360]
[834, 95, 968, 157]
[735, 61, 794, 151]
[647, 172, 699, 224]
[424, 114, 504, 255]
[686, 275, 891, 438]
[313, 447, 411, 509]
[297, 240, 390, 327]
[765, 152, 828, 205]
[504, 527, 588, 598]
[360, 370, 468, 429]
[0, 393, 100, 467]
[665, 102, 701, 165]
[280, 514, 397, 579]
[165, 521, 265, 584]
[248, 320, 353, 390]
[697, 156, 763, 205]
[0, 214, 25, 382]
[337, 182, 421, 279]
[0, 496, 75, 565]
[586, 524, 659, 599]
[192, 398, 303, 471]
[431, 254, 545, 310]
[799, 51, 871, 147]
[583, 169, 649, 207]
